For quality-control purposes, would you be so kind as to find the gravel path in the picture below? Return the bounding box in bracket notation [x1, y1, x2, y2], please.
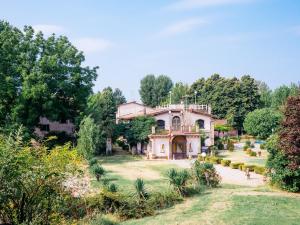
[168, 160, 265, 187]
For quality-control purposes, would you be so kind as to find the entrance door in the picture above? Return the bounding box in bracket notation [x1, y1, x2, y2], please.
[172, 136, 187, 159]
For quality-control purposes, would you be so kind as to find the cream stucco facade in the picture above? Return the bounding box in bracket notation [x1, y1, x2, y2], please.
[117, 102, 214, 159]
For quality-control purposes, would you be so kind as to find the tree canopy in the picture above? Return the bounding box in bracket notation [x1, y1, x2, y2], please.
[189, 74, 260, 131]
[243, 108, 282, 139]
[85, 87, 126, 154]
[0, 20, 98, 133]
[266, 94, 300, 192]
[139, 74, 173, 107]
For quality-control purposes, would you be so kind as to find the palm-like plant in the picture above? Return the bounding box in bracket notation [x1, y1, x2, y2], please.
[134, 178, 149, 201]
[167, 168, 190, 196]
[92, 164, 105, 181]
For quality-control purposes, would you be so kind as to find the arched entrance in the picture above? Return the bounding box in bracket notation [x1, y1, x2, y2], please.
[172, 136, 187, 159]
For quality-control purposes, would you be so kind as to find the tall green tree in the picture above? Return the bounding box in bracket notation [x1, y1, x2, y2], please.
[0, 21, 22, 126]
[271, 84, 299, 109]
[139, 74, 173, 107]
[256, 80, 272, 108]
[77, 116, 100, 159]
[0, 21, 98, 133]
[266, 94, 300, 192]
[86, 87, 116, 154]
[123, 116, 155, 147]
[139, 74, 156, 107]
[243, 108, 282, 139]
[189, 74, 260, 132]
[113, 88, 127, 106]
[170, 82, 189, 104]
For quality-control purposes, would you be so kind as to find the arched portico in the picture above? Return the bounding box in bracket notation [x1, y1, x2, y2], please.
[171, 135, 187, 159]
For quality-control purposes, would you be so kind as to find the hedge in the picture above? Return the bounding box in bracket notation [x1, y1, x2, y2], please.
[241, 164, 256, 172]
[221, 159, 231, 167]
[209, 157, 222, 164]
[254, 166, 266, 175]
[230, 162, 244, 169]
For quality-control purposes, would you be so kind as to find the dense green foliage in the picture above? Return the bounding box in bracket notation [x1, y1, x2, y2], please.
[121, 116, 156, 147]
[85, 87, 126, 154]
[0, 128, 83, 224]
[169, 82, 189, 104]
[266, 134, 300, 192]
[139, 74, 173, 107]
[266, 95, 300, 192]
[189, 74, 260, 131]
[243, 108, 282, 139]
[77, 116, 100, 159]
[0, 21, 98, 133]
[278, 95, 300, 170]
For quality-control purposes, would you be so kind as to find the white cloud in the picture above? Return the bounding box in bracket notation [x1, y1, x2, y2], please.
[73, 38, 114, 54]
[32, 24, 65, 35]
[168, 0, 252, 10]
[157, 18, 206, 37]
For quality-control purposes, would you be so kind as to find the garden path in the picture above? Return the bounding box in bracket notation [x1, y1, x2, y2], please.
[168, 160, 265, 187]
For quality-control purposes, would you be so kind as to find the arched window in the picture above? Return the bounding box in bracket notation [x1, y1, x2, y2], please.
[156, 120, 165, 130]
[172, 116, 181, 131]
[197, 119, 205, 129]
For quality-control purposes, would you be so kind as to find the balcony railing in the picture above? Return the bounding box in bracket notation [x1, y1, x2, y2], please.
[156, 104, 211, 114]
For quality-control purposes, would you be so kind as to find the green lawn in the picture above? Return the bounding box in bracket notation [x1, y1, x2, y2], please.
[89, 154, 300, 225]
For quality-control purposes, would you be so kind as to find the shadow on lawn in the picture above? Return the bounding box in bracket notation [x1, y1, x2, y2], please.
[96, 154, 142, 165]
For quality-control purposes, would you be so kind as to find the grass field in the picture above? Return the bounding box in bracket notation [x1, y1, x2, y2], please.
[89, 153, 300, 225]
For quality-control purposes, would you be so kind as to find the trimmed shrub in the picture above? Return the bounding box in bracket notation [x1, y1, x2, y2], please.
[250, 143, 255, 148]
[197, 155, 204, 161]
[245, 140, 251, 146]
[204, 156, 211, 162]
[227, 140, 234, 152]
[254, 166, 266, 175]
[230, 162, 244, 169]
[243, 145, 248, 151]
[221, 159, 231, 167]
[246, 149, 257, 157]
[260, 143, 266, 150]
[209, 157, 222, 164]
[238, 163, 245, 170]
[241, 164, 256, 172]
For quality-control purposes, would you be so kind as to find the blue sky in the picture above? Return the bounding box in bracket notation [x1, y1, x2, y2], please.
[1, 0, 300, 100]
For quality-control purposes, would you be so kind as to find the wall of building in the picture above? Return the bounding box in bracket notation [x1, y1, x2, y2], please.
[34, 117, 75, 138]
[186, 112, 211, 130]
[117, 102, 154, 118]
[151, 137, 170, 158]
[186, 136, 201, 156]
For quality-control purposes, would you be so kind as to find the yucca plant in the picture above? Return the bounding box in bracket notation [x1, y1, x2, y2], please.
[92, 164, 105, 181]
[107, 183, 118, 193]
[134, 178, 149, 201]
[167, 168, 190, 196]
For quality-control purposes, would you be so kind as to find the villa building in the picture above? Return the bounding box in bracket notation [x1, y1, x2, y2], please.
[116, 102, 214, 159]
